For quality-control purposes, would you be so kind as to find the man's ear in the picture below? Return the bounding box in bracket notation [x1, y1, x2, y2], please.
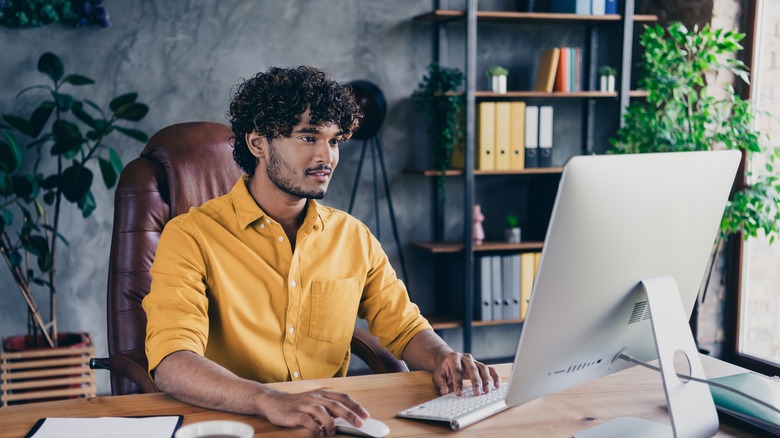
[246, 132, 267, 159]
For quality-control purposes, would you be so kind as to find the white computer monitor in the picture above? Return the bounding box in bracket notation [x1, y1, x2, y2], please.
[504, 150, 741, 437]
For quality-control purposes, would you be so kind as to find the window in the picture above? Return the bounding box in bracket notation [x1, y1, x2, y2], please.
[731, 0, 780, 375]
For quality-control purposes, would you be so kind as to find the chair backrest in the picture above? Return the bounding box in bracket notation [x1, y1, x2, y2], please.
[106, 122, 242, 395]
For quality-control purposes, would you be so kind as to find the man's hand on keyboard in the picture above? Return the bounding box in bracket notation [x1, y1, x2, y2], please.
[433, 352, 500, 397]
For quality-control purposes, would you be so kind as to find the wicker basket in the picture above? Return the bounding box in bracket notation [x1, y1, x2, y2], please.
[1, 332, 96, 406]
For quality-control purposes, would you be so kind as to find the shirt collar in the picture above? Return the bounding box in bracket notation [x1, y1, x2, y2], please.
[232, 176, 326, 231]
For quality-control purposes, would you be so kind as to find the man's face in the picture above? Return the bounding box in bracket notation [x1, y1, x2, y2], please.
[261, 110, 343, 200]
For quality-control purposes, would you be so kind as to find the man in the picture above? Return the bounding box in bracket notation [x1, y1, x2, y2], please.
[143, 66, 499, 436]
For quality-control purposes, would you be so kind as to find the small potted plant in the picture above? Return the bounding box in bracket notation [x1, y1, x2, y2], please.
[598, 65, 617, 92]
[504, 213, 521, 243]
[485, 65, 509, 94]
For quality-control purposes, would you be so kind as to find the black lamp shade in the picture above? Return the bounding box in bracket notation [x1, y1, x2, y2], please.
[349, 80, 386, 140]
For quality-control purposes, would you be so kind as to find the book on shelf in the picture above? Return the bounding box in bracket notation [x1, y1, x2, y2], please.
[533, 48, 561, 93]
[524, 105, 539, 168]
[591, 0, 606, 15]
[509, 101, 526, 171]
[478, 102, 496, 171]
[554, 47, 568, 92]
[550, 0, 589, 14]
[538, 106, 554, 167]
[605, 0, 618, 14]
[495, 102, 512, 171]
[476, 256, 493, 321]
[520, 252, 540, 321]
[491, 255, 504, 320]
[554, 47, 582, 92]
[502, 254, 522, 320]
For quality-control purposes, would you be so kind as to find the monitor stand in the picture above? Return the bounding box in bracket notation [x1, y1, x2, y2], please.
[574, 275, 719, 438]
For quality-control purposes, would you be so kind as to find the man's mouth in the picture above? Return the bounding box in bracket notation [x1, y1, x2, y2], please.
[306, 167, 332, 181]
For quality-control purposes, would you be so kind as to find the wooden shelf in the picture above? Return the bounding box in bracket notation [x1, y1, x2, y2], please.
[405, 167, 563, 177]
[426, 315, 525, 330]
[629, 90, 649, 98]
[413, 10, 657, 24]
[476, 91, 617, 98]
[413, 241, 544, 254]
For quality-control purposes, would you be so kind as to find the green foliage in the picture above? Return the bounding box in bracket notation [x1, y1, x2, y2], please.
[598, 65, 616, 77]
[0, 52, 148, 342]
[412, 63, 465, 200]
[505, 213, 519, 228]
[0, 0, 111, 28]
[611, 22, 780, 243]
[485, 65, 509, 77]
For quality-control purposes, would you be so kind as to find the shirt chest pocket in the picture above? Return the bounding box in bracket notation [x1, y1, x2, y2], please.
[308, 277, 360, 343]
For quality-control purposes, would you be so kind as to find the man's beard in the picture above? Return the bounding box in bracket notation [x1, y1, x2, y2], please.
[266, 142, 328, 199]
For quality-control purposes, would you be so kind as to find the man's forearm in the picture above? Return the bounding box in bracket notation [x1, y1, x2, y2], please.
[154, 350, 275, 416]
[400, 329, 454, 372]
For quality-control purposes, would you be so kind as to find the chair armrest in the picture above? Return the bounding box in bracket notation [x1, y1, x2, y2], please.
[89, 357, 111, 370]
[351, 328, 409, 374]
[111, 350, 160, 393]
[90, 350, 159, 394]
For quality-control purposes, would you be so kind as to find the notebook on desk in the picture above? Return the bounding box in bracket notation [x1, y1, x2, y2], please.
[710, 372, 780, 436]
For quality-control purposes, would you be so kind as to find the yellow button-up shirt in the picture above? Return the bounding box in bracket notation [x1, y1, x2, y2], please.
[143, 177, 431, 383]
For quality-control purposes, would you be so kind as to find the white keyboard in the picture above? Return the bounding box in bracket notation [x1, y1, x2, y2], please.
[397, 382, 509, 430]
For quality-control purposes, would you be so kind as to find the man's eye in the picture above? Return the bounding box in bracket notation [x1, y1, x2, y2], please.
[330, 139, 342, 146]
[301, 136, 315, 143]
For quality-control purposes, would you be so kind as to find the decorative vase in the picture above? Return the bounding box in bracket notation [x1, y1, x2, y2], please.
[490, 75, 507, 94]
[505, 227, 521, 243]
[600, 75, 616, 92]
[473, 204, 485, 246]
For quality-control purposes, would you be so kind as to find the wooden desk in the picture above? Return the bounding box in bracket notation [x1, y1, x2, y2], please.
[0, 355, 764, 437]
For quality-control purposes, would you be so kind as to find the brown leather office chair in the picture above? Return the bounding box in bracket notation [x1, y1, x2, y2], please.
[99, 121, 408, 396]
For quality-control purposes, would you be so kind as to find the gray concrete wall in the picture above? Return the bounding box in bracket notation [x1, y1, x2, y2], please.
[0, 0, 446, 394]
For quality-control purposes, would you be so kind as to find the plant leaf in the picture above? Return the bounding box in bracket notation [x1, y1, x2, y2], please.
[61, 74, 95, 86]
[11, 175, 38, 201]
[114, 126, 149, 143]
[29, 101, 55, 137]
[3, 115, 34, 137]
[37, 52, 64, 83]
[71, 102, 96, 128]
[60, 163, 93, 202]
[77, 190, 96, 218]
[109, 93, 138, 112]
[98, 157, 117, 188]
[108, 147, 123, 174]
[114, 102, 149, 122]
[0, 131, 23, 173]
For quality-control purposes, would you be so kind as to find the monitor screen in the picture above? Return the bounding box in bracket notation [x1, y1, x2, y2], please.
[505, 150, 740, 407]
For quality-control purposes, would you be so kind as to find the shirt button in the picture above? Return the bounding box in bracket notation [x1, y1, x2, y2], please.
[278, 236, 284, 242]
[289, 327, 295, 334]
[259, 223, 265, 229]
[290, 280, 297, 287]
[265, 218, 270, 224]
[293, 371, 299, 378]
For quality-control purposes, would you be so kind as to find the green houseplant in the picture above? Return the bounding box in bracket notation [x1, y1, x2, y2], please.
[610, 23, 780, 301]
[0, 52, 149, 347]
[412, 62, 465, 202]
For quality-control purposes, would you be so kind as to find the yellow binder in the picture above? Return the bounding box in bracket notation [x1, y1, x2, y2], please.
[477, 102, 496, 171]
[509, 101, 526, 170]
[494, 102, 511, 171]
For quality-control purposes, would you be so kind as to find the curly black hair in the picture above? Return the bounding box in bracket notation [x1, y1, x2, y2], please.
[227, 66, 362, 176]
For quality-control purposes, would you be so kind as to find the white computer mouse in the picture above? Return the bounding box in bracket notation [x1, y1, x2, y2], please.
[333, 417, 390, 437]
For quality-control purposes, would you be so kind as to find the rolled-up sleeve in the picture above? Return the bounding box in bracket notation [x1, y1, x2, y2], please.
[143, 217, 210, 373]
[358, 229, 432, 359]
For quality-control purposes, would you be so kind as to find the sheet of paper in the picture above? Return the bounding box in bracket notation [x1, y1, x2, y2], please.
[28, 416, 182, 438]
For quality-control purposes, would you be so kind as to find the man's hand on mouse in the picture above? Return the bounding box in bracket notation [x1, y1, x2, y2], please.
[255, 387, 368, 436]
[432, 352, 501, 397]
